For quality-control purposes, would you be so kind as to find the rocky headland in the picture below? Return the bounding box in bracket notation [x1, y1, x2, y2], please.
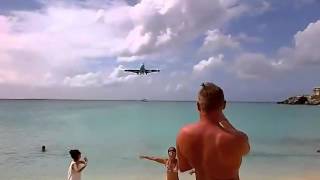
[278, 95, 320, 105]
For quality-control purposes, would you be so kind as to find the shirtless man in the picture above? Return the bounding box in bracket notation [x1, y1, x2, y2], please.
[176, 82, 250, 180]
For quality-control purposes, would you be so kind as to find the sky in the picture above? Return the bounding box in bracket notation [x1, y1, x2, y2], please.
[0, 0, 319, 101]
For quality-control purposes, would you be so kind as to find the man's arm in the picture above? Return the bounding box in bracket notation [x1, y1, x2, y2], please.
[78, 157, 88, 166]
[176, 128, 193, 172]
[237, 131, 250, 155]
[139, 156, 167, 164]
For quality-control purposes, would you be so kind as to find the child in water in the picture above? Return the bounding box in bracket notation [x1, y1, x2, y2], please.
[67, 149, 88, 180]
[140, 147, 180, 180]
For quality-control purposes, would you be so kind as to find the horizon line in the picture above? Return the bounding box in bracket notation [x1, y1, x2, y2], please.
[0, 98, 277, 103]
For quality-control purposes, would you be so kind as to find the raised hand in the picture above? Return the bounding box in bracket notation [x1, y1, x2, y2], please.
[189, 170, 195, 175]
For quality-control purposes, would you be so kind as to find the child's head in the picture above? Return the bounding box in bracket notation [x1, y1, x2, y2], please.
[69, 149, 81, 161]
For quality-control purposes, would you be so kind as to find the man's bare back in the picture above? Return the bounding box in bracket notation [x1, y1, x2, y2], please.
[176, 83, 250, 180]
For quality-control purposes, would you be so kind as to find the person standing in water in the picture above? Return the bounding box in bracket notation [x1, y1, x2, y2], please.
[67, 149, 88, 180]
[176, 82, 250, 180]
[140, 147, 180, 180]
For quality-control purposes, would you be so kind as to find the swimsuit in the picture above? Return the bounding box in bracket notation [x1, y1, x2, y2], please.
[166, 160, 178, 173]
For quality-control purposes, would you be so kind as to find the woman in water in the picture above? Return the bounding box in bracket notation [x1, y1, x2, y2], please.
[140, 147, 179, 180]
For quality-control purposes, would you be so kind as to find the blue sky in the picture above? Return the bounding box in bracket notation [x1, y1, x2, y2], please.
[0, 0, 319, 101]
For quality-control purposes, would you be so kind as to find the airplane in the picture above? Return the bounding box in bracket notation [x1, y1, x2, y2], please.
[124, 64, 160, 75]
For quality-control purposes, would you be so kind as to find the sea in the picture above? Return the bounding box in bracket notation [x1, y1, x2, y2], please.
[0, 100, 319, 180]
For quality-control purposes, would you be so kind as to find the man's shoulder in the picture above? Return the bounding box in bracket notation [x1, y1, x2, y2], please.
[177, 122, 206, 147]
[178, 122, 201, 136]
[216, 130, 249, 153]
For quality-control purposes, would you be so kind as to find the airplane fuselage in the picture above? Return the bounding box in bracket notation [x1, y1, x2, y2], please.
[124, 64, 160, 75]
[139, 64, 146, 74]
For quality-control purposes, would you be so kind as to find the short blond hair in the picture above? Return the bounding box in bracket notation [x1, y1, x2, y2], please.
[198, 82, 225, 112]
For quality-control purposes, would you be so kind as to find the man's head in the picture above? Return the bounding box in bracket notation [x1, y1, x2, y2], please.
[69, 149, 81, 161]
[197, 82, 226, 114]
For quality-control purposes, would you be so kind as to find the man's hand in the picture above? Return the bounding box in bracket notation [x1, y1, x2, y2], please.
[189, 169, 195, 175]
[219, 118, 238, 133]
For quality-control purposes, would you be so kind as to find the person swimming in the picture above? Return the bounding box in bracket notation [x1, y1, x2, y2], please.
[41, 145, 46, 152]
[140, 147, 179, 180]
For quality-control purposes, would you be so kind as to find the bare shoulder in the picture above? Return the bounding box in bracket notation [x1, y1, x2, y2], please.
[217, 130, 250, 156]
[177, 122, 204, 152]
[218, 130, 247, 144]
[177, 122, 200, 140]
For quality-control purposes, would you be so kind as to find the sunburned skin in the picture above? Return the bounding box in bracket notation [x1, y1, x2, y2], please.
[177, 102, 250, 180]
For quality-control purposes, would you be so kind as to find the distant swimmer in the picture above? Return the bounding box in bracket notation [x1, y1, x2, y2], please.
[317, 150, 320, 153]
[42, 145, 46, 152]
[67, 149, 88, 180]
[140, 147, 189, 180]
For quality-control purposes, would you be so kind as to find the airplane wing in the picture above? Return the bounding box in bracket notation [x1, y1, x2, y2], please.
[145, 69, 160, 74]
[124, 70, 140, 74]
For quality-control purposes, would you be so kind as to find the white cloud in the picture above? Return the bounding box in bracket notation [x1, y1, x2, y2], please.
[118, 0, 247, 57]
[231, 20, 320, 80]
[236, 33, 263, 43]
[165, 83, 185, 92]
[0, 5, 129, 85]
[63, 72, 103, 87]
[0, 0, 248, 87]
[264, 20, 320, 69]
[165, 84, 171, 92]
[63, 65, 137, 87]
[175, 83, 184, 91]
[106, 65, 137, 85]
[1, 0, 318, 101]
[292, 20, 320, 65]
[193, 54, 224, 73]
[233, 53, 279, 80]
[200, 29, 240, 53]
[117, 55, 147, 62]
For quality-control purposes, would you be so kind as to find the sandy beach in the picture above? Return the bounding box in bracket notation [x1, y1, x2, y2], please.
[23, 171, 320, 180]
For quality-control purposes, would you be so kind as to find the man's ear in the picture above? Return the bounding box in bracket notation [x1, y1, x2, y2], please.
[197, 102, 201, 112]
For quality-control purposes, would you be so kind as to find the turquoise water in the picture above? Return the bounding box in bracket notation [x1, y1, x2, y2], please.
[0, 100, 319, 180]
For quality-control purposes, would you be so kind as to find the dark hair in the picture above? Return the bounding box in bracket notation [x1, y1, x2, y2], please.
[69, 149, 81, 161]
[42, 145, 46, 152]
[168, 147, 176, 153]
[198, 82, 225, 112]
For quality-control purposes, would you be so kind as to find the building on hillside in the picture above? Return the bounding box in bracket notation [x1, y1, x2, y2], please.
[313, 87, 320, 96]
